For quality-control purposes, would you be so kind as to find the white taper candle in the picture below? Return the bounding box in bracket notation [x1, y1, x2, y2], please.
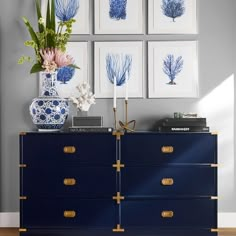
[113, 76, 117, 108]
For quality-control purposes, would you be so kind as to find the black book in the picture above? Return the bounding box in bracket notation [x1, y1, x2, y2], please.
[157, 118, 207, 127]
[157, 126, 210, 133]
[69, 127, 113, 133]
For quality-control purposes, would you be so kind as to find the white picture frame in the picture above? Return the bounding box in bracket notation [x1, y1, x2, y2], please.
[94, 41, 143, 98]
[39, 42, 88, 98]
[148, 0, 197, 34]
[94, 0, 143, 34]
[41, 0, 90, 34]
[148, 41, 198, 98]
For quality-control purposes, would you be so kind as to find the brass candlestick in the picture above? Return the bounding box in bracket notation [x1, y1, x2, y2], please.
[119, 100, 136, 132]
[113, 107, 117, 130]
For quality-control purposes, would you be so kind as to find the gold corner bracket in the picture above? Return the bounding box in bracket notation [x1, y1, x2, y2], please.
[112, 192, 125, 204]
[19, 132, 27, 136]
[112, 160, 125, 172]
[113, 224, 125, 232]
[19, 228, 27, 232]
[20, 196, 27, 200]
[211, 131, 218, 135]
[19, 164, 27, 168]
[211, 228, 219, 232]
[112, 130, 124, 140]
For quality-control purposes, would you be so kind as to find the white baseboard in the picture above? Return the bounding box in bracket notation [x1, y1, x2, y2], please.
[0, 212, 236, 228]
[0, 213, 19, 227]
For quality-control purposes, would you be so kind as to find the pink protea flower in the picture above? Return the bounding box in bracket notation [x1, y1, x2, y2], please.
[55, 49, 74, 68]
[40, 48, 55, 63]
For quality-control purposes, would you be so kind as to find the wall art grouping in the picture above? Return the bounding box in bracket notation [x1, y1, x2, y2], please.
[41, 0, 197, 35]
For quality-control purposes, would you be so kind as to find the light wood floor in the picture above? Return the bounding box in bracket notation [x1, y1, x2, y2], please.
[0, 228, 235, 236]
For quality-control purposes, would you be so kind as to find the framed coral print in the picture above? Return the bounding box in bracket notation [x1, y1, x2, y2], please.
[94, 41, 143, 98]
[39, 42, 88, 98]
[148, 0, 197, 34]
[41, 0, 90, 34]
[94, 0, 143, 34]
[148, 41, 198, 98]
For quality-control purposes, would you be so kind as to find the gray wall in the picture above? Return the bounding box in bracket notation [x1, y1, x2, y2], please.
[0, 0, 235, 212]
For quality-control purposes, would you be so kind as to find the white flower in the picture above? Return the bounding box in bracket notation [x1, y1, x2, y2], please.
[70, 81, 96, 112]
[38, 17, 45, 25]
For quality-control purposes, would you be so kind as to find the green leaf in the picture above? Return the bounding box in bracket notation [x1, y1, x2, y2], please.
[22, 17, 39, 46]
[46, 0, 51, 29]
[69, 64, 80, 70]
[35, 0, 44, 33]
[30, 63, 44, 74]
[51, 0, 56, 32]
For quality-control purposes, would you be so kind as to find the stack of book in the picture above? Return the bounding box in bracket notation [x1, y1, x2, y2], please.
[156, 118, 209, 133]
[69, 116, 113, 133]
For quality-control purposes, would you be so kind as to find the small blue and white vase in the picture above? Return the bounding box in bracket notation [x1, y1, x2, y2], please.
[29, 72, 69, 131]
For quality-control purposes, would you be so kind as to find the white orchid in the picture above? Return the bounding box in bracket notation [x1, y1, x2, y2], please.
[70, 82, 96, 112]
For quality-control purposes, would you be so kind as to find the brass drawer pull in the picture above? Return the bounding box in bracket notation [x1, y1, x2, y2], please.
[64, 210, 76, 218]
[161, 178, 174, 186]
[63, 146, 76, 154]
[161, 211, 174, 218]
[64, 178, 76, 186]
[161, 146, 174, 153]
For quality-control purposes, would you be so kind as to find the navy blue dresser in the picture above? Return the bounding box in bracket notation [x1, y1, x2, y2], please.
[19, 132, 218, 236]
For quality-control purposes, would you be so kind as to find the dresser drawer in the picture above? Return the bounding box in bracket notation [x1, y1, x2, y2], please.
[121, 199, 217, 229]
[122, 166, 216, 196]
[21, 167, 116, 197]
[121, 133, 217, 165]
[21, 198, 116, 228]
[20, 133, 116, 166]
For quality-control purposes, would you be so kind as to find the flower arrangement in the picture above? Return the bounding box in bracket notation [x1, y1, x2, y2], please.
[18, 0, 79, 73]
[70, 82, 96, 112]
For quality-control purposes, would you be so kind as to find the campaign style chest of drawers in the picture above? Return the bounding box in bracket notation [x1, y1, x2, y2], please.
[19, 132, 218, 236]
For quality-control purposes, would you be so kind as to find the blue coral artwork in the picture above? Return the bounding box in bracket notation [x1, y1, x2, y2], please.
[57, 66, 75, 84]
[163, 54, 184, 85]
[109, 0, 128, 20]
[55, 0, 80, 22]
[106, 53, 132, 86]
[161, 0, 185, 22]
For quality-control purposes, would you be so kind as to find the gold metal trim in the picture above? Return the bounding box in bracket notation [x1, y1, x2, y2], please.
[64, 178, 76, 186]
[161, 178, 174, 186]
[19, 132, 27, 136]
[112, 160, 125, 172]
[20, 196, 27, 200]
[63, 146, 76, 154]
[211, 196, 219, 200]
[113, 224, 125, 232]
[161, 146, 174, 154]
[161, 211, 174, 218]
[64, 210, 76, 218]
[211, 131, 218, 135]
[211, 164, 219, 168]
[19, 228, 27, 232]
[112, 131, 124, 140]
[211, 228, 219, 232]
[112, 192, 125, 204]
[19, 164, 27, 168]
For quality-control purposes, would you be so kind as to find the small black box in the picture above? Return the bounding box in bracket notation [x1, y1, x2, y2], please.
[72, 116, 103, 127]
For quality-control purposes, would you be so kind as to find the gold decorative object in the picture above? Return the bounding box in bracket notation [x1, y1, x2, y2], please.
[64, 178, 76, 186]
[64, 211, 76, 218]
[19, 228, 27, 232]
[112, 160, 125, 172]
[161, 211, 174, 218]
[211, 228, 219, 232]
[161, 146, 174, 153]
[112, 131, 124, 140]
[19, 196, 27, 200]
[211, 196, 219, 200]
[63, 146, 76, 154]
[119, 100, 136, 132]
[113, 224, 125, 232]
[112, 192, 125, 204]
[19, 164, 27, 168]
[210, 164, 219, 168]
[161, 178, 174, 186]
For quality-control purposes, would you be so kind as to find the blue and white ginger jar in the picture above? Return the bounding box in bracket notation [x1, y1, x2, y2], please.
[29, 72, 69, 131]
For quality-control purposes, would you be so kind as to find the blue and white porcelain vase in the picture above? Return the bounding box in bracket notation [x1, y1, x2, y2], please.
[29, 72, 69, 131]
